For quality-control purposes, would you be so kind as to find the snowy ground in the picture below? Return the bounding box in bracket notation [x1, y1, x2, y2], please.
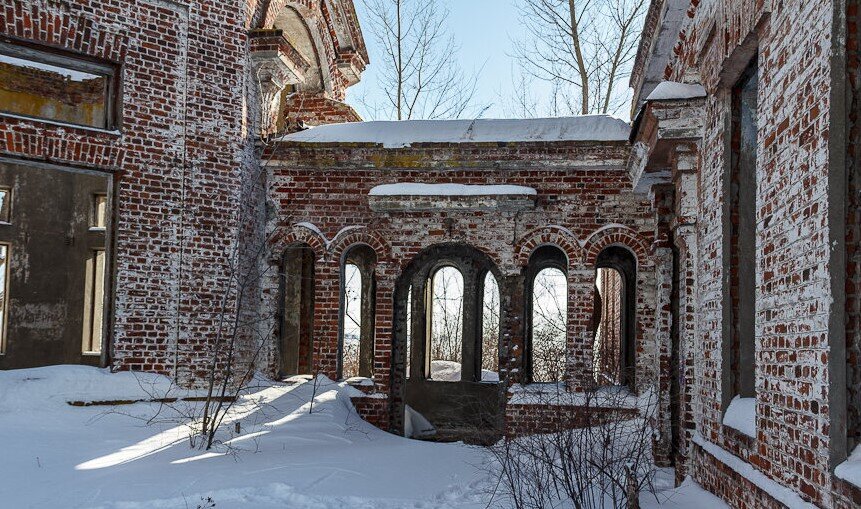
[0, 366, 727, 508]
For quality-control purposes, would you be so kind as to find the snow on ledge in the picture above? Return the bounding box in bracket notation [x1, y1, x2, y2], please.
[507, 383, 640, 408]
[369, 183, 536, 197]
[836, 444, 861, 489]
[692, 434, 817, 509]
[723, 396, 756, 438]
[646, 81, 707, 101]
[279, 116, 630, 148]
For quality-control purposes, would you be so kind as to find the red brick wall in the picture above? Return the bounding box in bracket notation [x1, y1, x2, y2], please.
[351, 395, 390, 431]
[0, 0, 366, 386]
[0, 0, 256, 385]
[505, 403, 639, 438]
[654, 0, 848, 505]
[262, 141, 666, 437]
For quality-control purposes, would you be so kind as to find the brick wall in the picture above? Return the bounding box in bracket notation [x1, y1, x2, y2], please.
[652, 0, 848, 505]
[0, 0, 256, 385]
[505, 403, 639, 438]
[350, 395, 390, 431]
[0, 0, 367, 386]
[262, 140, 667, 437]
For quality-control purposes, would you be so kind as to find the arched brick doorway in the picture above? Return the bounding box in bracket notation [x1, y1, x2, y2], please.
[393, 243, 505, 443]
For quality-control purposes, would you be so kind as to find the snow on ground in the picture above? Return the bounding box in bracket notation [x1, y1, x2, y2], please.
[280, 116, 631, 148]
[430, 360, 499, 382]
[0, 366, 726, 508]
[642, 470, 729, 509]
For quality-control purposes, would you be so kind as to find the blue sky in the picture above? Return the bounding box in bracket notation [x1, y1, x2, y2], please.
[347, 0, 537, 120]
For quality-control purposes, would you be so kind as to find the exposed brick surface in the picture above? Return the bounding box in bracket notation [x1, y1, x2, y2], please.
[505, 403, 639, 438]
[350, 396, 390, 431]
[632, 0, 858, 505]
[262, 140, 666, 439]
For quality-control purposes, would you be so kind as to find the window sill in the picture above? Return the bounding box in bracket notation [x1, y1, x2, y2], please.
[82, 351, 101, 357]
[0, 112, 121, 136]
[835, 445, 861, 490]
[722, 396, 756, 438]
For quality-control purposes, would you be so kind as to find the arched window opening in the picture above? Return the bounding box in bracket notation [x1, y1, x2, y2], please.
[339, 245, 377, 380]
[341, 263, 362, 379]
[428, 266, 464, 381]
[593, 246, 637, 389]
[531, 267, 568, 382]
[481, 272, 500, 382]
[406, 285, 412, 378]
[593, 267, 624, 385]
[281, 243, 316, 377]
[526, 245, 569, 383]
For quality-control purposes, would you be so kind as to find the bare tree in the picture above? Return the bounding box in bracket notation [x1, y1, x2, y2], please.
[430, 266, 464, 366]
[513, 0, 647, 116]
[341, 264, 362, 379]
[482, 273, 500, 375]
[360, 0, 482, 120]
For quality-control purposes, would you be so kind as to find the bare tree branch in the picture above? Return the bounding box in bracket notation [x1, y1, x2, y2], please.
[511, 0, 647, 117]
[361, 0, 485, 120]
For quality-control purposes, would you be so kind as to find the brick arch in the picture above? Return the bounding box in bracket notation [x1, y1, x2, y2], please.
[582, 225, 650, 268]
[267, 224, 327, 263]
[514, 225, 583, 269]
[329, 227, 390, 263]
[259, 0, 317, 29]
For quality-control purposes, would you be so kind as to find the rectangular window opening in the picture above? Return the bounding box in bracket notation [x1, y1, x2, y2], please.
[0, 244, 9, 354]
[0, 188, 10, 223]
[724, 56, 759, 420]
[0, 41, 118, 129]
[82, 249, 106, 354]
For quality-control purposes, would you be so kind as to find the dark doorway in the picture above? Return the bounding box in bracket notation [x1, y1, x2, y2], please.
[0, 161, 111, 369]
[280, 243, 316, 377]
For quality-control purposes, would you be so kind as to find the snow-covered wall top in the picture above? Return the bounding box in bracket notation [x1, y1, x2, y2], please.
[645, 81, 707, 101]
[368, 183, 537, 196]
[280, 116, 631, 148]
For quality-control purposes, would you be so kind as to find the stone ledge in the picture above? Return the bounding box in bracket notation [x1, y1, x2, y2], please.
[369, 194, 537, 212]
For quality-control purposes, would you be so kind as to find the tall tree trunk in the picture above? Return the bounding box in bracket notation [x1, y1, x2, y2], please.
[568, 0, 590, 114]
[396, 0, 403, 120]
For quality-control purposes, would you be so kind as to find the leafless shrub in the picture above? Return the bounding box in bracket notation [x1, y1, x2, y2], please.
[485, 383, 658, 509]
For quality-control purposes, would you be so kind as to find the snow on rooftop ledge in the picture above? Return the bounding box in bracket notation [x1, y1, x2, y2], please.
[646, 81, 707, 101]
[369, 183, 536, 196]
[279, 115, 630, 148]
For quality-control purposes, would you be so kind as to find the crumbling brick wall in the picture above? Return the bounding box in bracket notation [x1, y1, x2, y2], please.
[651, 0, 856, 505]
[0, 0, 367, 386]
[0, 0, 255, 385]
[262, 140, 665, 437]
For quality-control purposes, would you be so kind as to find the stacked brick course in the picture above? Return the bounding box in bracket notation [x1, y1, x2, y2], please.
[0, 0, 367, 384]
